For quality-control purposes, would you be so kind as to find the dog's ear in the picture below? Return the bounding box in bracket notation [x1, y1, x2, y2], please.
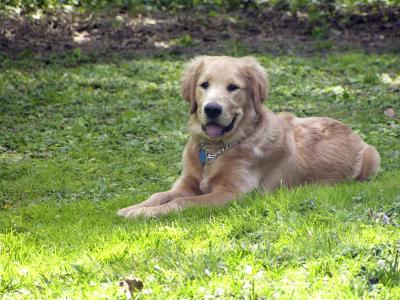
[181, 56, 205, 114]
[241, 57, 268, 116]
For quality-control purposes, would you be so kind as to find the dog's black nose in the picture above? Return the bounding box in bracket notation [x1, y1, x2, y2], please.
[204, 102, 222, 119]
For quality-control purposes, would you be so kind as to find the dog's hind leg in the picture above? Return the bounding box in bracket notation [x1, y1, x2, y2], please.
[356, 145, 380, 181]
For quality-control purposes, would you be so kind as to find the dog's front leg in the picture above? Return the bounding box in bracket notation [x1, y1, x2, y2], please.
[122, 166, 261, 218]
[117, 177, 199, 217]
[121, 188, 238, 218]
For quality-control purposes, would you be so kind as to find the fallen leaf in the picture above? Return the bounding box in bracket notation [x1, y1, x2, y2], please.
[119, 278, 144, 299]
[384, 107, 396, 118]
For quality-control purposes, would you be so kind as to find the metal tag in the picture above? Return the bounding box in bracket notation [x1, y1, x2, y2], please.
[199, 148, 207, 164]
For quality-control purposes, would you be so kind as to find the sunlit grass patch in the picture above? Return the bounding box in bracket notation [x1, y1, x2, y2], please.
[0, 52, 399, 298]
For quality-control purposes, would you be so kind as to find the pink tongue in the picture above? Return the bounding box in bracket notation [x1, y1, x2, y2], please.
[206, 123, 224, 138]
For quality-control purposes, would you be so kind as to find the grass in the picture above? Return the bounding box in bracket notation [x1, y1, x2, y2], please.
[0, 51, 399, 299]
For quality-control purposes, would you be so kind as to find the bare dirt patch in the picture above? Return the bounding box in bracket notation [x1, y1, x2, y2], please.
[1, 8, 399, 58]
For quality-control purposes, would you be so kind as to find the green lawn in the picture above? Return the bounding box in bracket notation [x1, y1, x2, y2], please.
[0, 52, 399, 299]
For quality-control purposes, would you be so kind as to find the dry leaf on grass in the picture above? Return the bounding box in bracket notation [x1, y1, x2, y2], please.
[119, 278, 144, 299]
[384, 107, 396, 118]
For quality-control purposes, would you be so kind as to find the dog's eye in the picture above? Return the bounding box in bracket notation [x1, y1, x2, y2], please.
[227, 84, 239, 92]
[200, 81, 209, 89]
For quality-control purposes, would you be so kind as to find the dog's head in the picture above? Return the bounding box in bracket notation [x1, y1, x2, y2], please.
[181, 56, 268, 141]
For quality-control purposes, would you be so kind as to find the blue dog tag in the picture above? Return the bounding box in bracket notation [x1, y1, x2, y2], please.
[199, 148, 207, 164]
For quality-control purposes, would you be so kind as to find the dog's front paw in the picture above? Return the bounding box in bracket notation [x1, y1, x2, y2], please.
[118, 202, 146, 217]
[118, 207, 157, 218]
[117, 206, 138, 217]
[118, 202, 182, 218]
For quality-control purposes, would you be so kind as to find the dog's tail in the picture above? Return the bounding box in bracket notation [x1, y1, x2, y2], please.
[356, 145, 380, 181]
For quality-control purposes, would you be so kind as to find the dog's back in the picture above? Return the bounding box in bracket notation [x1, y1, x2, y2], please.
[279, 114, 380, 185]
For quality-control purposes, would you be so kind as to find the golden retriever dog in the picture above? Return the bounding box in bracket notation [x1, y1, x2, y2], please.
[118, 56, 380, 218]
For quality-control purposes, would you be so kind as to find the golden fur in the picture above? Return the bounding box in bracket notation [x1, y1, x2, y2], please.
[118, 56, 380, 218]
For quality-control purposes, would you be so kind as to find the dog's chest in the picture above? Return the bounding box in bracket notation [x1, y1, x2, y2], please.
[199, 161, 220, 194]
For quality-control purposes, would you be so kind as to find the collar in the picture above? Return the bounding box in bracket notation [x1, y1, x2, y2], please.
[199, 143, 234, 165]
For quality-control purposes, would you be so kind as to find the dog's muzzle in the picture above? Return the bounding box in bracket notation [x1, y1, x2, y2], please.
[202, 115, 237, 138]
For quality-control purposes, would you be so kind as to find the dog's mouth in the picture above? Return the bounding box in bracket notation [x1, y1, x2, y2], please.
[202, 115, 237, 138]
